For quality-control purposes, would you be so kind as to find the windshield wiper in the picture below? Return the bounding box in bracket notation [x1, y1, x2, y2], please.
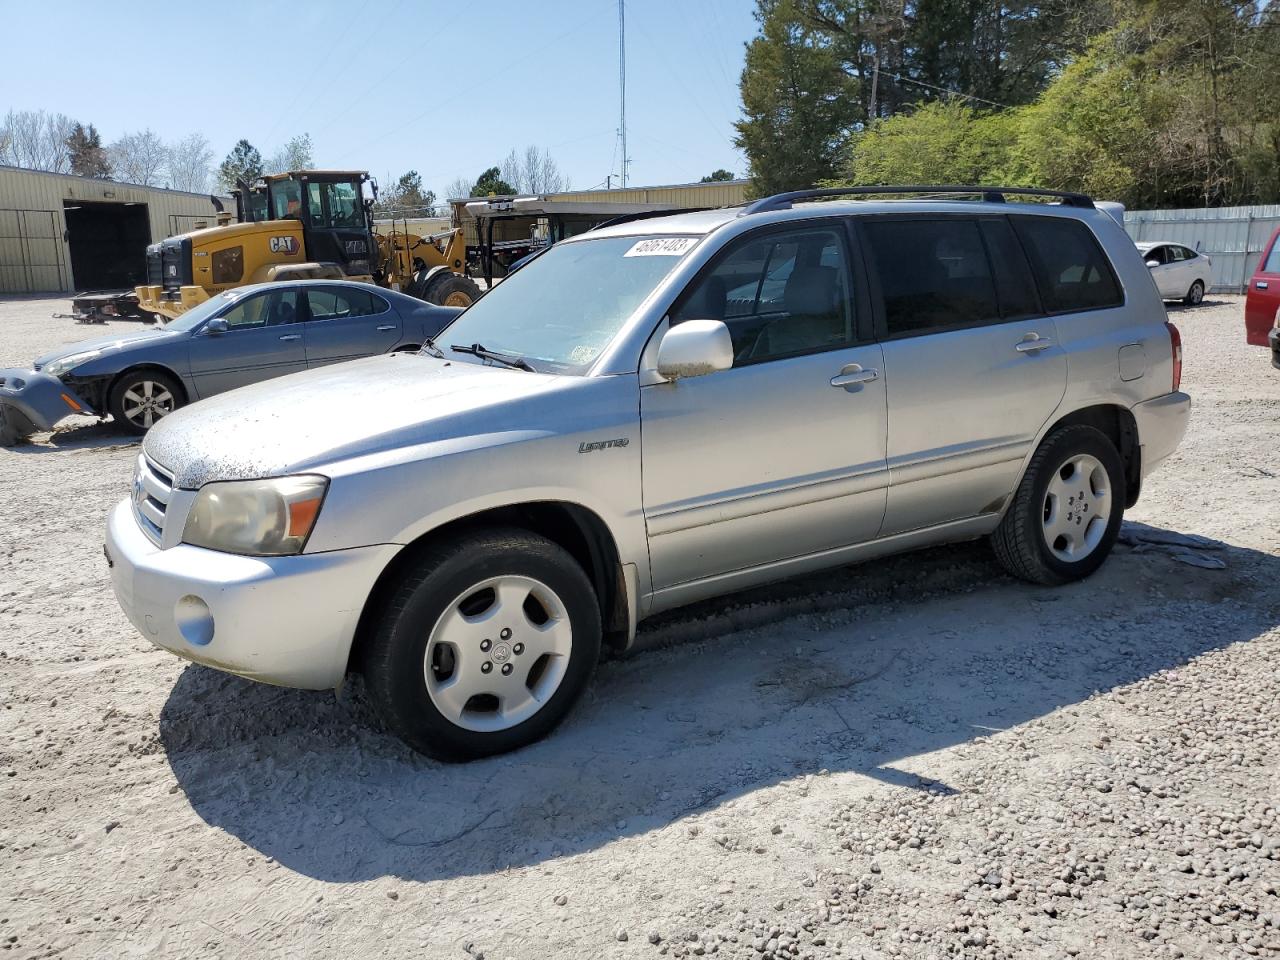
[450, 342, 537, 372]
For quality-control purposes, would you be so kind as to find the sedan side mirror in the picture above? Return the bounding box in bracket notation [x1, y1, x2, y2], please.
[205, 317, 228, 335]
[1145, 260, 1160, 269]
[656, 319, 734, 381]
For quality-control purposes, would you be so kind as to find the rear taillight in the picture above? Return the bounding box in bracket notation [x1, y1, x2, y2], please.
[1166, 320, 1182, 392]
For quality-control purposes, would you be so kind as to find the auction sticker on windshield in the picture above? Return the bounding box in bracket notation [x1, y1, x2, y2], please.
[624, 237, 699, 257]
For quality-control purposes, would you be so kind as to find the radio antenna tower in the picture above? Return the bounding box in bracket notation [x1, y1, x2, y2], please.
[619, 0, 628, 187]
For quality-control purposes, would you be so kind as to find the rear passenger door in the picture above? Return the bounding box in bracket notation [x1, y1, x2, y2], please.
[861, 215, 1069, 536]
[1144, 246, 1178, 298]
[301, 286, 401, 368]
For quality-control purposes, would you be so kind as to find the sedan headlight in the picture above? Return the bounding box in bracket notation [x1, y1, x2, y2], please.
[42, 350, 103, 377]
[181, 475, 328, 556]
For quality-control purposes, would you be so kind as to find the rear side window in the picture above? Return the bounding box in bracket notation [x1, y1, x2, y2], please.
[1012, 216, 1123, 313]
[864, 219, 999, 336]
[979, 219, 1041, 320]
[305, 288, 387, 321]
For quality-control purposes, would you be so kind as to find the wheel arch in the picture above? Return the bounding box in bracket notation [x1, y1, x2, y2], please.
[1041, 403, 1141, 507]
[107, 362, 191, 407]
[346, 500, 629, 675]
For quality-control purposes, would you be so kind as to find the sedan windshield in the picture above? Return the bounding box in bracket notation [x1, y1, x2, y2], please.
[439, 235, 701, 373]
[164, 291, 242, 332]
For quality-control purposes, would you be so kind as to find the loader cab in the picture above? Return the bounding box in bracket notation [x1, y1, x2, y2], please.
[240, 170, 375, 278]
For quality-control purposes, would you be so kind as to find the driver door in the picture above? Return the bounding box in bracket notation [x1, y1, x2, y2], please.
[187, 288, 307, 397]
[640, 223, 888, 593]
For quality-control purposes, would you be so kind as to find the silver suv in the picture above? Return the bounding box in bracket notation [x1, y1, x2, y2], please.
[104, 186, 1190, 760]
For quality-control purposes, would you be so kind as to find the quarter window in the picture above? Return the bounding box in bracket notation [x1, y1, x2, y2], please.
[672, 227, 854, 363]
[1011, 216, 1123, 313]
[305, 287, 385, 321]
[864, 219, 999, 336]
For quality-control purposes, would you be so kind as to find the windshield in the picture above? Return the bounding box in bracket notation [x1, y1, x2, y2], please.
[439, 234, 700, 373]
[165, 291, 241, 332]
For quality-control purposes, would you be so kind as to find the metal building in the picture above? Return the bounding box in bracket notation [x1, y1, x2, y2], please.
[0, 165, 231, 294]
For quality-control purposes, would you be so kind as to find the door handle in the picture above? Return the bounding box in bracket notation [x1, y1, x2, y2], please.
[278, 334, 301, 341]
[376, 324, 396, 331]
[1258, 281, 1270, 290]
[830, 366, 879, 389]
[1015, 335, 1054, 354]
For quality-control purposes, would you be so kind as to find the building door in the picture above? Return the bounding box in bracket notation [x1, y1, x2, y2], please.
[63, 200, 150, 290]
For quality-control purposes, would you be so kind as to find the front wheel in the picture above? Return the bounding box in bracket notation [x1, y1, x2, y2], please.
[108, 369, 184, 435]
[991, 425, 1125, 586]
[421, 271, 482, 309]
[363, 528, 601, 760]
[1184, 280, 1205, 306]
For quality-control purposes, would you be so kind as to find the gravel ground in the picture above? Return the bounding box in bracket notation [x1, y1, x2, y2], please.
[1, 294, 1277, 960]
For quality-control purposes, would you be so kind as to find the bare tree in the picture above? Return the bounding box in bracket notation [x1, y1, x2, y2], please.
[167, 133, 214, 193]
[519, 145, 569, 194]
[444, 176, 475, 200]
[0, 109, 76, 173]
[264, 134, 314, 174]
[501, 149, 522, 193]
[109, 129, 168, 186]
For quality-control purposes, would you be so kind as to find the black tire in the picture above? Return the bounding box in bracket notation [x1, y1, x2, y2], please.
[1183, 280, 1205, 306]
[990, 424, 1125, 586]
[421, 271, 482, 309]
[363, 528, 601, 761]
[107, 369, 184, 436]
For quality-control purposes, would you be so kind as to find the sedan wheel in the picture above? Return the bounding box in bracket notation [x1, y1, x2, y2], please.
[1185, 280, 1205, 306]
[108, 370, 184, 436]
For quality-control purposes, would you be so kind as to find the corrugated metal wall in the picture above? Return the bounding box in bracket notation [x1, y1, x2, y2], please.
[547, 180, 749, 208]
[0, 165, 232, 293]
[1124, 205, 1280, 293]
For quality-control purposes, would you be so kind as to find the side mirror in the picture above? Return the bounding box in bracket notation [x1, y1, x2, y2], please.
[1145, 260, 1160, 269]
[656, 319, 734, 381]
[205, 317, 228, 335]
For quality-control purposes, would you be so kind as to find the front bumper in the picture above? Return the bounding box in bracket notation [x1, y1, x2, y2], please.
[0, 368, 93, 434]
[1131, 391, 1191, 477]
[105, 498, 398, 690]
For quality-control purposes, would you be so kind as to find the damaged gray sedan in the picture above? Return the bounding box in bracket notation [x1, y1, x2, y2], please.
[0, 280, 460, 445]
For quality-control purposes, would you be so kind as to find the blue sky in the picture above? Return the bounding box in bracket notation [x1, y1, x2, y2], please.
[4, 0, 756, 195]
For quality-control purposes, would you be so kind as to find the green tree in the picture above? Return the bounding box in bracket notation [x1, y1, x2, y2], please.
[700, 169, 736, 182]
[472, 166, 516, 196]
[265, 134, 314, 175]
[844, 101, 1020, 186]
[374, 170, 438, 218]
[734, 0, 862, 196]
[64, 122, 111, 178]
[217, 139, 264, 192]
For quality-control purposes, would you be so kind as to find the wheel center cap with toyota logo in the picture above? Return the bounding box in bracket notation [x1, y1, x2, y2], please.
[490, 641, 512, 664]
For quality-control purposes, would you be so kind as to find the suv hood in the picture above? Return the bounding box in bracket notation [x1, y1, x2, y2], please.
[35, 328, 181, 369]
[143, 353, 575, 489]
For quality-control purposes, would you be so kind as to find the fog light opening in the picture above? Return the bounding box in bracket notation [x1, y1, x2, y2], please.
[175, 595, 214, 647]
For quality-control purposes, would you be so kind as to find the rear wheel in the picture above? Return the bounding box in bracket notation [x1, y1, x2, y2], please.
[363, 528, 601, 761]
[108, 369, 183, 435]
[421, 272, 482, 309]
[991, 425, 1125, 585]
[1184, 280, 1205, 306]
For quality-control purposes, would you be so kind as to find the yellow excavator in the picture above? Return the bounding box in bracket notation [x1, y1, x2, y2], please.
[135, 170, 480, 320]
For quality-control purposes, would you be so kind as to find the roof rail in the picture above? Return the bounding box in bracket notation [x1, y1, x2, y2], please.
[738, 185, 1095, 216]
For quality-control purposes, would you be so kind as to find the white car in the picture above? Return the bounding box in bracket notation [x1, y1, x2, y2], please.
[1137, 241, 1212, 305]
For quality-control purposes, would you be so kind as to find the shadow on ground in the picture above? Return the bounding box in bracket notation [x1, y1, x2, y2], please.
[158, 525, 1278, 884]
[4, 417, 135, 453]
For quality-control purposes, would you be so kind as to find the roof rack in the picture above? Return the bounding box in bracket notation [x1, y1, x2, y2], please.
[739, 185, 1095, 216]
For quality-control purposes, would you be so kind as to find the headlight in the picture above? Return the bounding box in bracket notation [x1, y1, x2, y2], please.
[43, 350, 103, 377]
[181, 475, 328, 556]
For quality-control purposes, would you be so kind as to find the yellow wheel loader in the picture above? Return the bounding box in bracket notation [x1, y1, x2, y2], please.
[135, 170, 480, 320]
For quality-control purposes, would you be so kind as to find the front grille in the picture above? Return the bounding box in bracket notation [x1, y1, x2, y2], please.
[133, 454, 174, 546]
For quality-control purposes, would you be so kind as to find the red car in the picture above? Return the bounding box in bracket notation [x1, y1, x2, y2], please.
[1245, 225, 1280, 352]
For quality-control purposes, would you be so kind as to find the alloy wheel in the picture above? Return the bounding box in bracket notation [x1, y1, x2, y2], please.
[121, 380, 176, 429]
